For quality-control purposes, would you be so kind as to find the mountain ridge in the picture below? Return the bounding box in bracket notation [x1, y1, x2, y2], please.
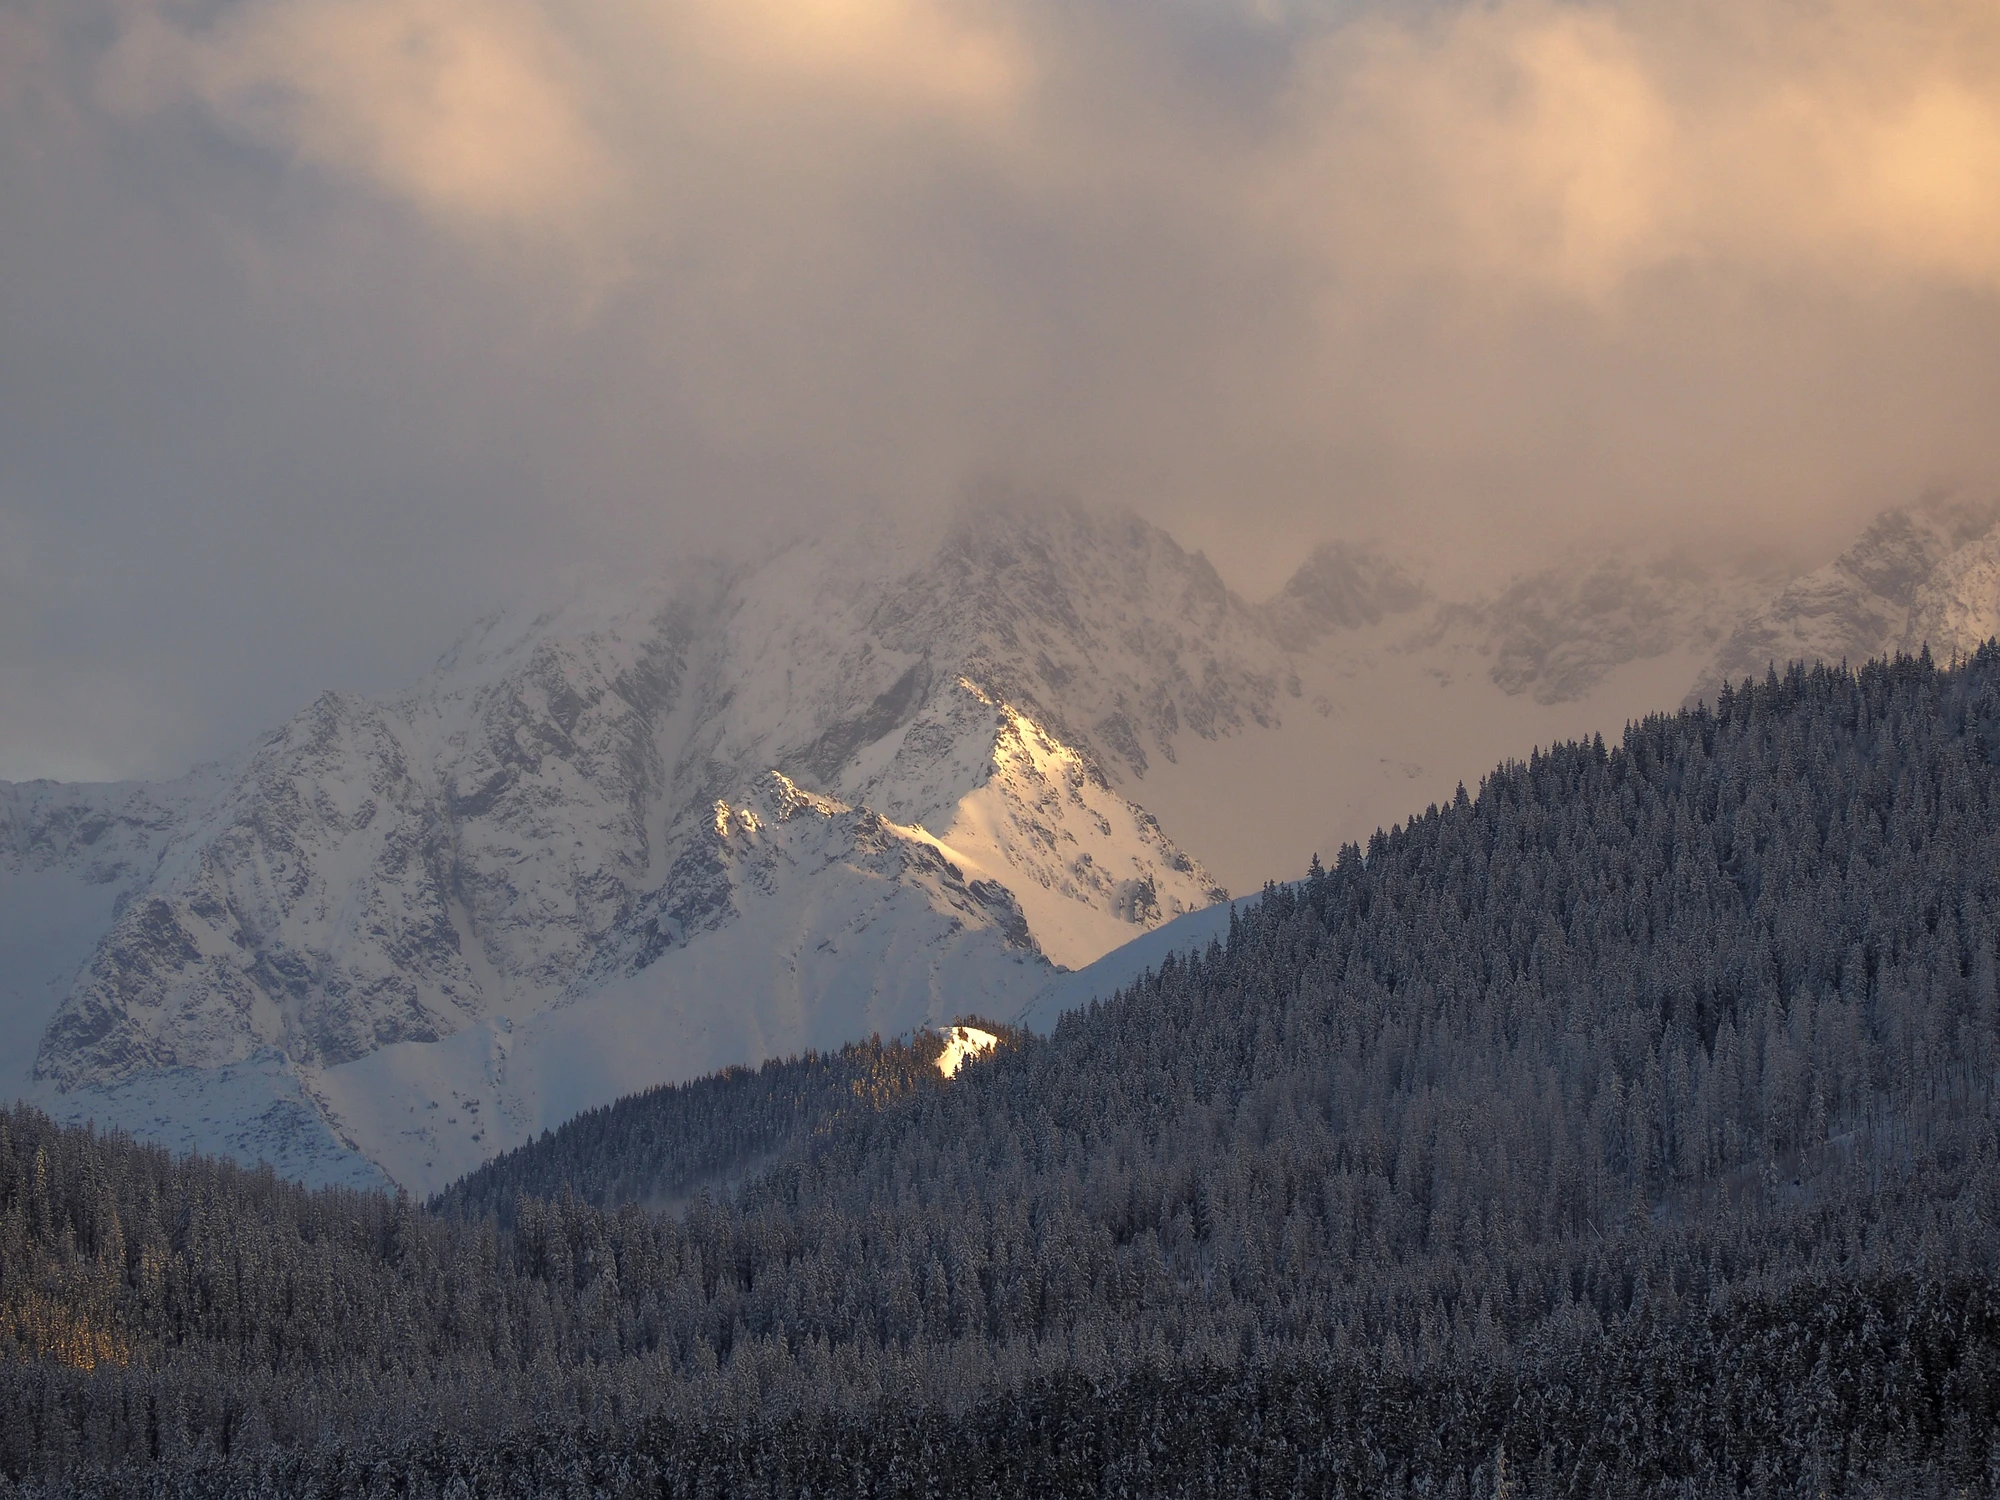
[12, 499, 1254, 1191]
[10, 647, 2000, 1495]
[8, 492, 2000, 1191]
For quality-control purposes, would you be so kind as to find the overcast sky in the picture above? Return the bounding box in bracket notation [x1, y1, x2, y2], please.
[3, 0, 1998, 780]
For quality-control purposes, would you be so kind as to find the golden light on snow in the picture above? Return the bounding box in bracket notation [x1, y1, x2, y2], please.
[936, 1025, 997, 1079]
[3, 1294, 132, 1372]
[713, 800, 763, 838]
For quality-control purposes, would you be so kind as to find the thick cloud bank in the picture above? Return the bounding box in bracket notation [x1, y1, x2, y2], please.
[3, 0, 1997, 777]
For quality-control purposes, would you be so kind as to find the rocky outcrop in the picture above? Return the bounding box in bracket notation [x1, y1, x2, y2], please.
[35, 695, 479, 1086]
[0, 772, 215, 890]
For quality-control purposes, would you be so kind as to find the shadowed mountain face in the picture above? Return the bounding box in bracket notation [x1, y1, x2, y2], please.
[5, 492, 1999, 1191]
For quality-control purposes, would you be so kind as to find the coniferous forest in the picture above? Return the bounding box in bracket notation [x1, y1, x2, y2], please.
[432, 1034, 971, 1226]
[10, 650, 2000, 1495]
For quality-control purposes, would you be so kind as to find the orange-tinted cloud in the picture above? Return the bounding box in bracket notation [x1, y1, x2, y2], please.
[100, 0, 616, 236]
[1268, 0, 2000, 300]
[89, 0, 2000, 300]
[2, 0, 1998, 777]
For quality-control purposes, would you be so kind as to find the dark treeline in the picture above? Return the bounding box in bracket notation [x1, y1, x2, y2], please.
[9, 648, 2000, 1496]
[433, 1034, 959, 1226]
[18, 1273, 2000, 1499]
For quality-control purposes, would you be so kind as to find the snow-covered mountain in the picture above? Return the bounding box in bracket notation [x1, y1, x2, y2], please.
[7, 492, 1997, 1193]
[1690, 496, 2000, 705]
[13, 500, 1250, 1191]
[0, 771, 227, 1114]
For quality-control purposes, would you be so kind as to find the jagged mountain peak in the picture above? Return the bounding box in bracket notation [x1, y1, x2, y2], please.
[18, 498, 1253, 1190]
[718, 769, 846, 833]
[854, 493, 1287, 783]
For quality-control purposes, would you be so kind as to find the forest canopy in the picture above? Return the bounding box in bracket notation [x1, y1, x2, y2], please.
[7, 649, 2000, 1496]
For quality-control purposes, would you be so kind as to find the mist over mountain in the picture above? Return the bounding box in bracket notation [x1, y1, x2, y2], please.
[5, 493, 1999, 1193]
[6, 0, 1999, 793]
[5, 0, 1998, 1487]
[1692, 496, 2000, 705]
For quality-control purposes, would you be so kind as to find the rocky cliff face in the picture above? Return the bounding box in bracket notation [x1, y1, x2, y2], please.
[35, 695, 480, 1088]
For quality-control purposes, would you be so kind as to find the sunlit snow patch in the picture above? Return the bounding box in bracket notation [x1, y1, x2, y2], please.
[936, 1025, 997, 1078]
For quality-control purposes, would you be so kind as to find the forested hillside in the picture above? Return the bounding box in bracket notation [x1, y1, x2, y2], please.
[433, 1034, 959, 1223]
[8, 650, 2000, 1496]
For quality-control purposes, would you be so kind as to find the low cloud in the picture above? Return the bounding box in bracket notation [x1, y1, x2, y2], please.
[97, 0, 616, 254]
[2, 0, 1997, 777]
[1271, 0, 2000, 298]
[99, 0, 2000, 293]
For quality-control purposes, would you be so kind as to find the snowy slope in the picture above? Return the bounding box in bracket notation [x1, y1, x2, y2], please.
[311, 773, 1050, 1190]
[1015, 892, 1261, 1034]
[928, 680, 1223, 968]
[20, 500, 1244, 1192]
[15, 492, 1989, 1193]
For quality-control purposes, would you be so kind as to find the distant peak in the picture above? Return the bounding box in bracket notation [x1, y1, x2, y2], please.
[1262, 541, 1427, 649]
